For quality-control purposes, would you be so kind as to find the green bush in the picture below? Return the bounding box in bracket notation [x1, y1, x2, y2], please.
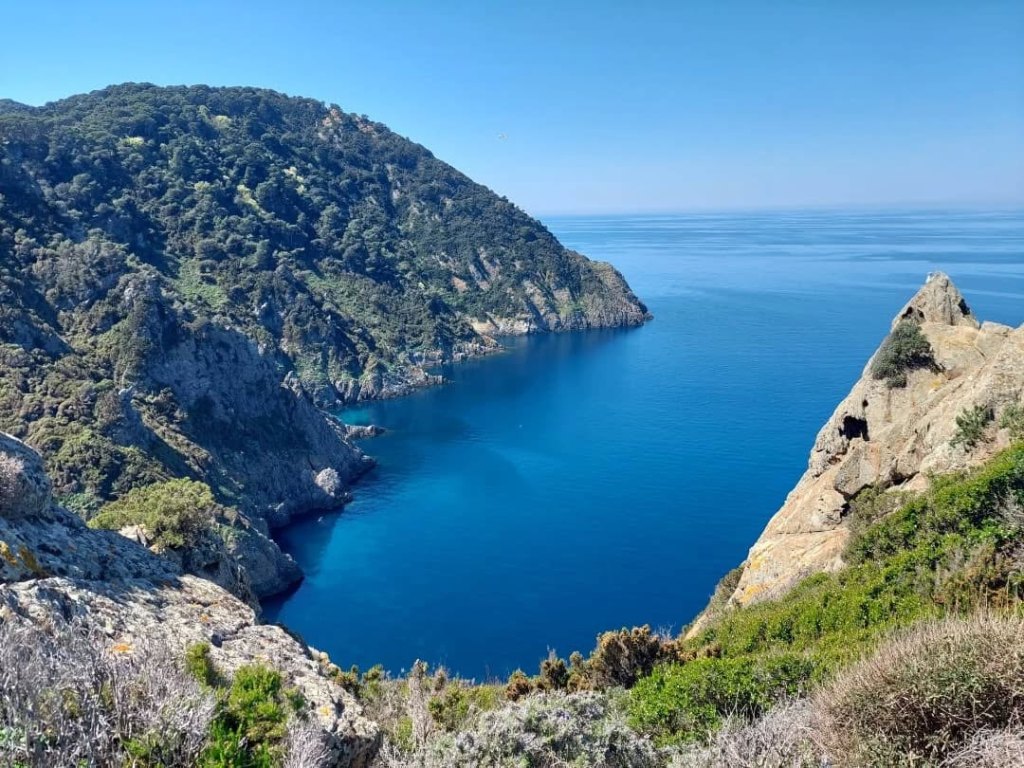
[428, 682, 502, 732]
[1001, 402, 1024, 442]
[200, 665, 292, 768]
[88, 478, 219, 550]
[628, 654, 814, 745]
[816, 615, 1024, 766]
[951, 404, 995, 450]
[870, 320, 935, 388]
[186, 642, 218, 687]
[688, 444, 1024, 674]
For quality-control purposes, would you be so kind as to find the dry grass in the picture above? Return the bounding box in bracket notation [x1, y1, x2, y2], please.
[0, 619, 216, 767]
[670, 701, 821, 768]
[814, 614, 1024, 767]
[943, 724, 1024, 767]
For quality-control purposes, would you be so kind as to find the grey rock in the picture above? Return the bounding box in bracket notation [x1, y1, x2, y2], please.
[0, 433, 52, 520]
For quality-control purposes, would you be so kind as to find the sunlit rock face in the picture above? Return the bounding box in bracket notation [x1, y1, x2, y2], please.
[693, 273, 1024, 629]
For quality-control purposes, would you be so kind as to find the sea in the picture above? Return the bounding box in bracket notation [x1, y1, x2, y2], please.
[264, 209, 1024, 679]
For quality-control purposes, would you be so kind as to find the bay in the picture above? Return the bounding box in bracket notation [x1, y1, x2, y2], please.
[264, 209, 1024, 679]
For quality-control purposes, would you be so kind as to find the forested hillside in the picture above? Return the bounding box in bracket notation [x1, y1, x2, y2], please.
[0, 84, 648, 522]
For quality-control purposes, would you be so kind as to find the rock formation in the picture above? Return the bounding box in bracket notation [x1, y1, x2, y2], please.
[698, 273, 1024, 625]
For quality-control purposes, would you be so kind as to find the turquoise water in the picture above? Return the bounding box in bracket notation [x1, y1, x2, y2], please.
[264, 210, 1024, 679]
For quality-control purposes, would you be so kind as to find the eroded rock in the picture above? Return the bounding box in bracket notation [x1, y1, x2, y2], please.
[692, 274, 1024, 629]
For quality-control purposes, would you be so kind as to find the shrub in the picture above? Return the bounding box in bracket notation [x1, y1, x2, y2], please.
[186, 641, 219, 687]
[200, 664, 291, 768]
[944, 725, 1024, 768]
[573, 625, 675, 690]
[0, 620, 215, 767]
[0, 454, 20, 515]
[870, 320, 935, 388]
[88, 478, 219, 550]
[697, 566, 744, 625]
[845, 484, 912, 536]
[380, 691, 661, 768]
[1001, 402, 1024, 442]
[282, 721, 332, 768]
[628, 654, 814, 745]
[669, 700, 821, 768]
[504, 669, 534, 701]
[539, 651, 570, 690]
[952, 404, 995, 451]
[815, 614, 1024, 766]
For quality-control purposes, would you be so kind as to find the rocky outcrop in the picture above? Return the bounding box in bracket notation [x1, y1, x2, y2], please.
[344, 424, 386, 439]
[467, 257, 651, 337]
[120, 510, 303, 605]
[119, 282, 374, 528]
[699, 274, 1024, 623]
[0, 431, 380, 765]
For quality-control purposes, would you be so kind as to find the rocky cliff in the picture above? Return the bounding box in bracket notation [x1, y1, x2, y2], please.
[696, 273, 1024, 627]
[0, 430, 379, 765]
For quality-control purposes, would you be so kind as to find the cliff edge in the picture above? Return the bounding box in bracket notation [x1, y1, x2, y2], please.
[693, 273, 1024, 630]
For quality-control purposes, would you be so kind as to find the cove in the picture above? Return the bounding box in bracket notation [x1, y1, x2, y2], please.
[264, 210, 1024, 679]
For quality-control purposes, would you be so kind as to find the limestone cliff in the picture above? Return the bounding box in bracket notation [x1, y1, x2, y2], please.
[696, 273, 1024, 627]
[0, 430, 379, 765]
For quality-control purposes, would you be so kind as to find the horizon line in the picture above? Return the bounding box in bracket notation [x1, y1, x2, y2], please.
[532, 201, 1024, 218]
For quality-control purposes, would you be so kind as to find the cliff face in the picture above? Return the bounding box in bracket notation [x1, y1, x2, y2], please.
[0, 431, 379, 765]
[704, 273, 1024, 620]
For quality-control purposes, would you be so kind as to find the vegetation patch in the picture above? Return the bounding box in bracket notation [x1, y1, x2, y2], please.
[870, 319, 935, 387]
[628, 654, 813, 745]
[951, 403, 995, 450]
[1002, 401, 1024, 442]
[89, 478, 221, 551]
[200, 664, 301, 768]
[816, 615, 1024, 765]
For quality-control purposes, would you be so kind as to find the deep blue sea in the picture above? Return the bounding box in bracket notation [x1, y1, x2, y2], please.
[265, 210, 1024, 679]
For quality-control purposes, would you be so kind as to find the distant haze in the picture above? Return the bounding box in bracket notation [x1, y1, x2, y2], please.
[2, 1, 1022, 215]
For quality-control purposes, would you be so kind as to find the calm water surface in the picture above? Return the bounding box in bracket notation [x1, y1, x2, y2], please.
[265, 210, 1024, 678]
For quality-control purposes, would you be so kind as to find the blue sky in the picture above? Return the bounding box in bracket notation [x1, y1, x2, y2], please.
[2, 1, 1022, 214]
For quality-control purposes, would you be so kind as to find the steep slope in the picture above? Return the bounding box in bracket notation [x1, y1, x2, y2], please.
[0, 83, 648, 532]
[699, 273, 1024, 623]
[0, 431, 379, 766]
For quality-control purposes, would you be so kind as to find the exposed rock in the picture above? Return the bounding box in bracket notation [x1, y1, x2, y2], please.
[0, 433, 52, 520]
[0, 432, 379, 765]
[114, 501, 301, 604]
[344, 424, 386, 439]
[694, 274, 1024, 627]
[223, 522, 304, 599]
[137, 315, 374, 528]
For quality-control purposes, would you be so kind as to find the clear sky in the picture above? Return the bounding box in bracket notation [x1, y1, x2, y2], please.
[2, 1, 1022, 215]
